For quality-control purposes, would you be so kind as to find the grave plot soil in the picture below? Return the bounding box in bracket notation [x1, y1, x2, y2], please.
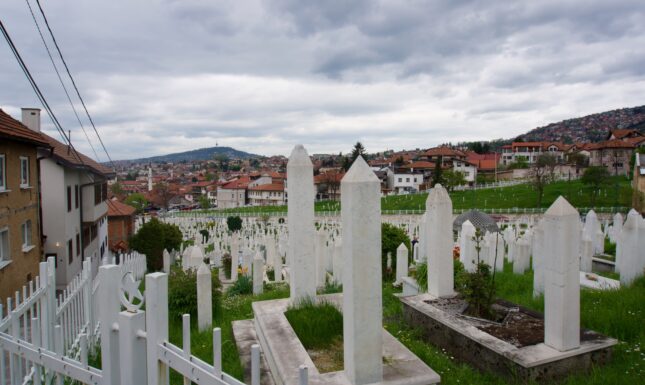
[425, 297, 606, 349]
[306, 339, 344, 373]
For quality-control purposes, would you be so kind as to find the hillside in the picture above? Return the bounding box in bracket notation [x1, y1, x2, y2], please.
[122, 146, 259, 164]
[517, 105, 645, 143]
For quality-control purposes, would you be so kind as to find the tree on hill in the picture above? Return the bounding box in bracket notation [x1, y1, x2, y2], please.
[582, 166, 611, 206]
[129, 218, 182, 271]
[529, 154, 557, 207]
[124, 193, 148, 214]
[198, 195, 211, 209]
[431, 156, 445, 187]
[110, 181, 124, 198]
[443, 170, 467, 191]
[351, 141, 366, 161]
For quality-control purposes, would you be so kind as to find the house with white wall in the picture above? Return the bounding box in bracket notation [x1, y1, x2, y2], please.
[23, 111, 114, 288]
[386, 169, 424, 194]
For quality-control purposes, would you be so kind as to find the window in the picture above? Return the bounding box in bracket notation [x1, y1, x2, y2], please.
[21, 220, 32, 249]
[398, 178, 402, 183]
[76, 233, 81, 256]
[67, 186, 72, 212]
[20, 156, 29, 187]
[75, 185, 79, 209]
[0, 154, 5, 191]
[67, 239, 73, 265]
[0, 228, 9, 266]
[406, 178, 410, 183]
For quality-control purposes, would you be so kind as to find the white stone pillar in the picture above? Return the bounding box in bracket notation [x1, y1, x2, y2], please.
[333, 239, 342, 285]
[341, 156, 382, 385]
[616, 210, 644, 285]
[163, 249, 171, 273]
[580, 235, 593, 273]
[395, 243, 408, 285]
[460, 220, 477, 273]
[543, 197, 581, 352]
[425, 184, 454, 297]
[287, 145, 316, 302]
[253, 255, 264, 295]
[231, 235, 239, 281]
[532, 223, 544, 298]
[197, 263, 212, 331]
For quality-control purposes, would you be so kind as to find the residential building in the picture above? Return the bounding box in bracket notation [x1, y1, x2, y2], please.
[31, 111, 114, 288]
[588, 139, 636, 176]
[500, 142, 566, 166]
[0, 108, 49, 303]
[422, 147, 467, 166]
[217, 176, 250, 208]
[386, 169, 424, 194]
[314, 171, 344, 200]
[248, 183, 285, 205]
[106, 199, 136, 253]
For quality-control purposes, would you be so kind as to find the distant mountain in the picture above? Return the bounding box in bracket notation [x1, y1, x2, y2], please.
[517, 105, 645, 143]
[122, 146, 259, 164]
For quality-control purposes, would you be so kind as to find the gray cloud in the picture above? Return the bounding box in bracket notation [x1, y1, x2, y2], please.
[0, 0, 644, 160]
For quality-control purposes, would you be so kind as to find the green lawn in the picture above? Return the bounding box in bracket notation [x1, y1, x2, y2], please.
[182, 177, 631, 216]
[383, 262, 645, 384]
[163, 262, 644, 384]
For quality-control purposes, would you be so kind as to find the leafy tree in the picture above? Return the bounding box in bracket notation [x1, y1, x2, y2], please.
[129, 218, 182, 271]
[124, 193, 148, 214]
[443, 169, 467, 191]
[508, 157, 529, 169]
[350, 142, 366, 163]
[582, 166, 611, 205]
[529, 154, 557, 207]
[227, 216, 242, 232]
[431, 156, 445, 187]
[152, 182, 173, 210]
[567, 152, 589, 169]
[381, 223, 411, 281]
[394, 156, 405, 166]
[198, 195, 211, 209]
[110, 181, 124, 197]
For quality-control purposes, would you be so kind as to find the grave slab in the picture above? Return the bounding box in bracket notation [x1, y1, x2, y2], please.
[253, 294, 440, 385]
[400, 293, 616, 383]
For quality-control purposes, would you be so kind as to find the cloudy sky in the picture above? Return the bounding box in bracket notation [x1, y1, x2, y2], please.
[1, 0, 644, 160]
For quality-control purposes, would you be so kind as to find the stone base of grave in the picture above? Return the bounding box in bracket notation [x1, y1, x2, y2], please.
[252, 293, 440, 385]
[232, 319, 276, 385]
[400, 293, 617, 383]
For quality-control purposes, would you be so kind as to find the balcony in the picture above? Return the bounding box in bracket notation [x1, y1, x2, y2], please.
[82, 184, 108, 223]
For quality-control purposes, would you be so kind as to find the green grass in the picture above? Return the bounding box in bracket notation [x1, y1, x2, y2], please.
[285, 299, 343, 349]
[179, 177, 631, 216]
[167, 282, 290, 384]
[383, 261, 645, 384]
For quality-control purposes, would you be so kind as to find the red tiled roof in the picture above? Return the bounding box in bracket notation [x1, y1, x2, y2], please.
[0, 109, 49, 146]
[588, 139, 636, 150]
[610, 129, 642, 140]
[248, 183, 284, 192]
[626, 136, 645, 146]
[314, 172, 345, 184]
[424, 147, 465, 157]
[221, 176, 250, 190]
[107, 199, 136, 217]
[41, 132, 114, 176]
[403, 161, 436, 169]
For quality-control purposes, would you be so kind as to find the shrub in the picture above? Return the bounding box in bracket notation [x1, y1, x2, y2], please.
[227, 275, 252, 296]
[222, 253, 232, 279]
[462, 261, 495, 319]
[129, 218, 182, 271]
[227, 216, 242, 232]
[285, 299, 343, 349]
[413, 262, 428, 291]
[167, 266, 221, 319]
[381, 223, 411, 281]
[318, 280, 342, 294]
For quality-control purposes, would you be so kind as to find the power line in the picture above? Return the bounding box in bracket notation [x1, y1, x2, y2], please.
[0, 19, 86, 168]
[34, 0, 115, 169]
[24, 0, 101, 162]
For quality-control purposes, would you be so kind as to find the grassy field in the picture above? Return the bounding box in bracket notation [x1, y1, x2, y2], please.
[162, 261, 644, 384]
[187, 177, 632, 216]
[383, 262, 645, 384]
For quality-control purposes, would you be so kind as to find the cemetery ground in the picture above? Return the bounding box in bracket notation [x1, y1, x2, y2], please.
[191, 177, 632, 216]
[147, 262, 644, 385]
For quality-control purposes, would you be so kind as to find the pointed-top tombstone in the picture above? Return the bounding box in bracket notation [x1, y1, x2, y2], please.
[425, 184, 454, 297]
[287, 144, 316, 302]
[341, 155, 382, 385]
[543, 196, 581, 352]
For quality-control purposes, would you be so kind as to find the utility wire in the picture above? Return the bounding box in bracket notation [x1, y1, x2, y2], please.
[25, 0, 101, 162]
[34, 0, 115, 169]
[0, 19, 86, 168]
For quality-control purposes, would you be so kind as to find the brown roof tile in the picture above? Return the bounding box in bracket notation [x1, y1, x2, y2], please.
[0, 109, 49, 146]
[41, 132, 114, 176]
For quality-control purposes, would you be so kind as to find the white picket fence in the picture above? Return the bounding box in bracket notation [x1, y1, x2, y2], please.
[0, 252, 261, 385]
